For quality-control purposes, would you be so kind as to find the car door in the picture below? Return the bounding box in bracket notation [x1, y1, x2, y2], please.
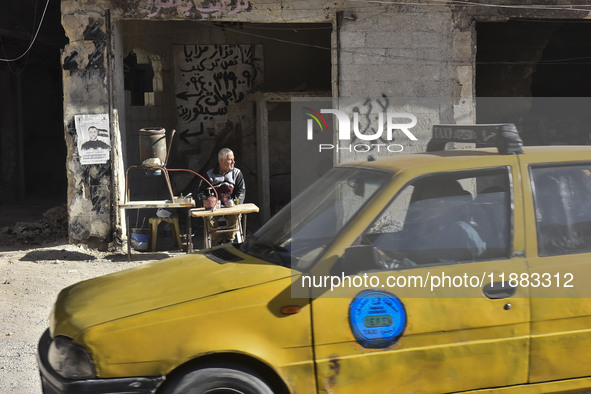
[309, 166, 531, 393]
[522, 159, 591, 382]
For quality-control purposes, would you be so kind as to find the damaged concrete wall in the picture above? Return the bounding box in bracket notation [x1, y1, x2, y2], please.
[335, 3, 476, 163]
[60, 0, 472, 247]
[60, 0, 591, 247]
[116, 22, 265, 207]
[61, 2, 112, 248]
[60, 0, 336, 247]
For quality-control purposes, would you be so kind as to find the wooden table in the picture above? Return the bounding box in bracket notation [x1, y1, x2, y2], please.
[191, 203, 260, 249]
[120, 199, 196, 258]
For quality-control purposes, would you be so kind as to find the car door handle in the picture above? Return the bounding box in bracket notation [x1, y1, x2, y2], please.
[483, 282, 516, 299]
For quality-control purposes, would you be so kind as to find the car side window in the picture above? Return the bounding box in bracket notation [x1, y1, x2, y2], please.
[353, 169, 511, 271]
[531, 164, 591, 256]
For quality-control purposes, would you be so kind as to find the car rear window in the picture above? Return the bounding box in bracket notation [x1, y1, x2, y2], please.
[531, 164, 591, 256]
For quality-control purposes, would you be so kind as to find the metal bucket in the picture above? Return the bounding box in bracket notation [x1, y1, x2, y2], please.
[139, 127, 167, 164]
[131, 228, 149, 251]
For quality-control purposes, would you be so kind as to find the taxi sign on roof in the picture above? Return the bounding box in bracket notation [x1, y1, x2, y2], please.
[428, 123, 524, 155]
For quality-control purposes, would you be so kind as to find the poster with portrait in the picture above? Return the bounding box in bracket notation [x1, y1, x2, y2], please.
[75, 114, 110, 165]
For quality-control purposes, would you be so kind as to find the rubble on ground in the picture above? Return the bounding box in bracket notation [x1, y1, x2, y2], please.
[0, 205, 68, 246]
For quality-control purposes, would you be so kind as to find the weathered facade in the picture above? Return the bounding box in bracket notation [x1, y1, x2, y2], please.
[57, 0, 591, 248]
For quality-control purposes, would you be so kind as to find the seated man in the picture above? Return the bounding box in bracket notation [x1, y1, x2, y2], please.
[200, 148, 245, 244]
[403, 176, 485, 264]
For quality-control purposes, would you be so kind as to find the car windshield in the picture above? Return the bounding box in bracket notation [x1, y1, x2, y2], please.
[241, 167, 391, 270]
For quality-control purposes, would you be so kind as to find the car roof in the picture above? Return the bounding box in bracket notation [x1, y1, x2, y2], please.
[343, 146, 591, 173]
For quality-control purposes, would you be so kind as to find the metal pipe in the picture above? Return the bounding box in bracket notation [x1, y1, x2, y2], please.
[16, 73, 25, 199]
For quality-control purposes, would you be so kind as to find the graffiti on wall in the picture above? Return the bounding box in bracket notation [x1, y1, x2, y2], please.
[174, 44, 261, 143]
[63, 17, 106, 76]
[140, 0, 250, 18]
[349, 95, 390, 144]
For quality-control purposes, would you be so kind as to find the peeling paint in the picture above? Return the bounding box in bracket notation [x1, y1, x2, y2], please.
[63, 110, 112, 243]
[325, 356, 341, 392]
[136, 0, 251, 19]
[90, 217, 111, 237]
[63, 42, 97, 71]
[69, 187, 111, 240]
[71, 194, 93, 215]
[61, 14, 106, 77]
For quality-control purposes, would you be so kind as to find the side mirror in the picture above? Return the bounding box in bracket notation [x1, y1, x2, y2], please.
[347, 176, 365, 196]
[331, 245, 380, 276]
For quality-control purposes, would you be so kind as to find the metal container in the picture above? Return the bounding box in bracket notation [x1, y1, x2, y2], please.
[130, 228, 149, 251]
[139, 127, 167, 163]
[203, 196, 218, 210]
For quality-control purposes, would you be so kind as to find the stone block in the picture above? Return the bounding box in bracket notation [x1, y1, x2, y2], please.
[339, 31, 366, 47]
[452, 31, 474, 62]
[364, 31, 409, 48]
[410, 32, 447, 48]
[339, 51, 355, 65]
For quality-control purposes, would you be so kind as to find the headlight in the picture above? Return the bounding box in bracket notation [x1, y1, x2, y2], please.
[48, 336, 96, 379]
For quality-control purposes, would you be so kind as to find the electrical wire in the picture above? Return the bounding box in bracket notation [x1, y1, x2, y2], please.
[116, 1, 591, 67]
[206, 22, 591, 66]
[112, 20, 591, 66]
[0, 0, 40, 74]
[348, 0, 591, 13]
[0, 0, 51, 62]
[3, 0, 588, 68]
[104, 0, 591, 67]
[207, 23, 332, 51]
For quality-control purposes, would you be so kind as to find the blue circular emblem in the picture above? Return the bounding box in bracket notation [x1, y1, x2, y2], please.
[348, 290, 406, 348]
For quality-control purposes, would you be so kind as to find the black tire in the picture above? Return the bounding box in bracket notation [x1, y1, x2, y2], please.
[160, 367, 275, 394]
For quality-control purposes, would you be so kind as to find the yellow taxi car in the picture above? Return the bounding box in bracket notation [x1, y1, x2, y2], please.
[38, 124, 591, 393]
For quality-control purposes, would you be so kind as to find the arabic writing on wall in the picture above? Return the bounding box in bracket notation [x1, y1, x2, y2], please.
[350, 96, 390, 144]
[141, 0, 250, 18]
[174, 44, 260, 139]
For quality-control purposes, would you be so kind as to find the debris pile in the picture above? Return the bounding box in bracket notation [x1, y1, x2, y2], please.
[0, 205, 68, 246]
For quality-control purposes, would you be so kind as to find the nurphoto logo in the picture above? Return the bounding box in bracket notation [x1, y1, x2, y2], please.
[304, 107, 418, 153]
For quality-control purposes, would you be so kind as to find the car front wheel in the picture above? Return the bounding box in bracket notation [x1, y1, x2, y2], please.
[160, 367, 275, 394]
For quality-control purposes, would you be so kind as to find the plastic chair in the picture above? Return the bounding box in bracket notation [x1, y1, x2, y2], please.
[149, 217, 182, 251]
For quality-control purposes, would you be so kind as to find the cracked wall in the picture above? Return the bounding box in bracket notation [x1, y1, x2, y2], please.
[60, 0, 591, 247]
[61, 4, 112, 248]
[59, 0, 476, 247]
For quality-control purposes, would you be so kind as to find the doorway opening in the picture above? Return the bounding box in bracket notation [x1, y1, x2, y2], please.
[0, 0, 68, 231]
[116, 21, 332, 224]
[476, 20, 591, 145]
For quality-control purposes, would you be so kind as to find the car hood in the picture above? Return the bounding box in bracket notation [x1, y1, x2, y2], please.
[52, 246, 291, 338]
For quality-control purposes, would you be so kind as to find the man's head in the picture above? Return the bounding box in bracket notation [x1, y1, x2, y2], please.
[88, 126, 98, 141]
[218, 148, 235, 174]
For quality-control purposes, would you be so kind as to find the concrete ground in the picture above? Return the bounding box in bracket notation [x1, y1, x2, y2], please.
[0, 240, 177, 393]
